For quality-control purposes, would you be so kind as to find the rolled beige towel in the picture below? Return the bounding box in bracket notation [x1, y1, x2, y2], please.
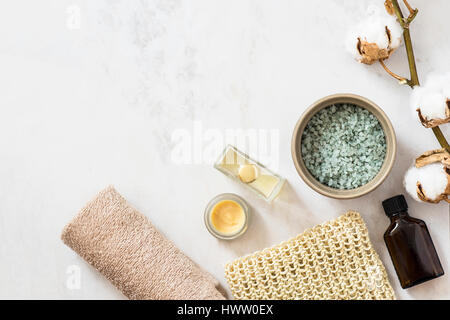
[61, 186, 225, 300]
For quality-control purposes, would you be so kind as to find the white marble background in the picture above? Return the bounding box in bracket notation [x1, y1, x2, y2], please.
[0, 0, 449, 299]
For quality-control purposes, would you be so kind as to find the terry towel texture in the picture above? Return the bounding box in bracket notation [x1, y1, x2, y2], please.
[61, 186, 225, 300]
[225, 211, 395, 300]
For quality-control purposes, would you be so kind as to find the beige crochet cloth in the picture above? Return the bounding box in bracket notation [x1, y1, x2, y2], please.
[61, 186, 225, 300]
[225, 211, 395, 300]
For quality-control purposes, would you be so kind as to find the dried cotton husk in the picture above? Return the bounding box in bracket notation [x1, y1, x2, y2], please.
[356, 34, 391, 65]
[415, 148, 450, 168]
[417, 100, 450, 128]
[384, 0, 395, 16]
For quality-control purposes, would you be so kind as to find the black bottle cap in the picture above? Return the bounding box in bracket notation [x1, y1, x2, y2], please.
[382, 195, 408, 217]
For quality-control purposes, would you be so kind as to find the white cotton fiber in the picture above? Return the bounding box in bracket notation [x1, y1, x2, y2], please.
[346, 5, 403, 61]
[411, 72, 450, 120]
[404, 163, 448, 201]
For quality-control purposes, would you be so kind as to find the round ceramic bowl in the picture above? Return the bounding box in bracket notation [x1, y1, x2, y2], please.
[291, 93, 397, 199]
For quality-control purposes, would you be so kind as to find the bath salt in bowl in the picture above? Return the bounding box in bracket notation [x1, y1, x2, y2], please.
[291, 94, 396, 199]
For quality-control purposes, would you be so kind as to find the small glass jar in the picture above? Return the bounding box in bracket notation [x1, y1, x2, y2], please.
[204, 193, 249, 240]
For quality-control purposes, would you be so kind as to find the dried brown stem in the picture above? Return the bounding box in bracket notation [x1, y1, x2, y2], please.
[379, 59, 408, 83]
[432, 127, 450, 152]
[402, 0, 416, 16]
[391, 0, 419, 87]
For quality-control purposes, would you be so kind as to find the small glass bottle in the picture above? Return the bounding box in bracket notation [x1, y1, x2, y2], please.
[214, 145, 285, 202]
[382, 195, 444, 289]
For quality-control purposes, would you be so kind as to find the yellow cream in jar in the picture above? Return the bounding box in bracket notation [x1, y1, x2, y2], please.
[210, 200, 246, 235]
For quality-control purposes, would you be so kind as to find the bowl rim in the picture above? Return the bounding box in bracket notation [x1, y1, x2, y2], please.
[291, 93, 397, 199]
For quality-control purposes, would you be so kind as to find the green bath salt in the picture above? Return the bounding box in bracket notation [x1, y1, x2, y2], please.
[301, 104, 386, 189]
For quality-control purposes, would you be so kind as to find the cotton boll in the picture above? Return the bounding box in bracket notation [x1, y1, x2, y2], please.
[411, 72, 450, 126]
[410, 86, 424, 118]
[419, 92, 447, 119]
[442, 76, 450, 97]
[404, 163, 448, 202]
[385, 17, 402, 48]
[345, 28, 364, 61]
[359, 14, 389, 49]
[429, 72, 450, 88]
[411, 86, 447, 119]
[346, 4, 402, 64]
[360, 5, 402, 48]
[404, 166, 421, 201]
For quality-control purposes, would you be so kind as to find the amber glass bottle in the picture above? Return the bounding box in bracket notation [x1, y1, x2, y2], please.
[382, 195, 444, 289]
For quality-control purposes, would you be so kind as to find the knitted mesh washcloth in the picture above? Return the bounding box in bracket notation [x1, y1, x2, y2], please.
[61, 186, 225, 300]
[224, 211, 395, 300]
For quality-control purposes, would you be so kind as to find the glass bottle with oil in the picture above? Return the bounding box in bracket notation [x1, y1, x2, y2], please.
[382, 195, 444, 289]
[214, 145, 285, 202]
